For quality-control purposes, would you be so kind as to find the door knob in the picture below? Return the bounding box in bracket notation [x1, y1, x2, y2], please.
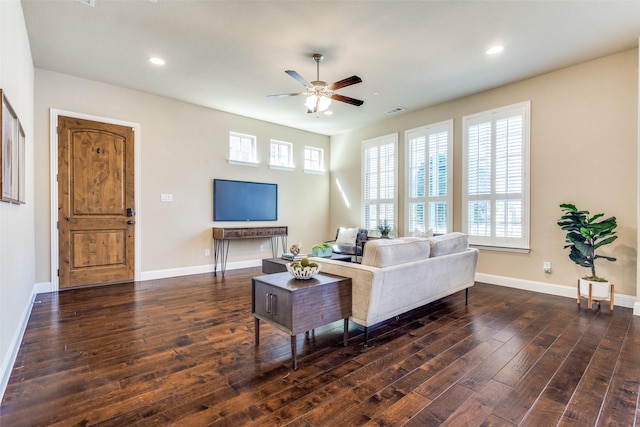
[127, 220, 135, 225]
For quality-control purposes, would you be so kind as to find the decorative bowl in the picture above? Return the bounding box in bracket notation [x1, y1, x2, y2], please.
[286, 263, 321, 280]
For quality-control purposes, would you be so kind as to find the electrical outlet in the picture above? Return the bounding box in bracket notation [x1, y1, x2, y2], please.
[543, 261, 551, 273]
[259, 244, 264, 252]
[205, 248, 211, 257]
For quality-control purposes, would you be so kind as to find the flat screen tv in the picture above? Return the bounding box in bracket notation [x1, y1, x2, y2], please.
[213, 179, 278, 221]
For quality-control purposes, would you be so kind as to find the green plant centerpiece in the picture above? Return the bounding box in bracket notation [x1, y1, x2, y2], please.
[377, 220, 392, 237]
[311, 242, 333, 257]
[557, 203, 618, 282]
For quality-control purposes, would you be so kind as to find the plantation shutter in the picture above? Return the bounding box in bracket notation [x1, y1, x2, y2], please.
[363, 134, 398, 231]
[406, 120, 452, 235]
[463, 102, 530, 249]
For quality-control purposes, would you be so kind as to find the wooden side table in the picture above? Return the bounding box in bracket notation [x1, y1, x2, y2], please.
[252, 272, 352, 369]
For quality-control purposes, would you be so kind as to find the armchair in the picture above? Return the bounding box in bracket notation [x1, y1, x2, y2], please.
[329, 227, 368, 260]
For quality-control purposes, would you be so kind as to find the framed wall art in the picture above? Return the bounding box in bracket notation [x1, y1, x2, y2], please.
[1, 89, 25, 204]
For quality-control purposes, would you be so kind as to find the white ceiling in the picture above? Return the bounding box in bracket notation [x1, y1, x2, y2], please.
[21, 0, 640, 136]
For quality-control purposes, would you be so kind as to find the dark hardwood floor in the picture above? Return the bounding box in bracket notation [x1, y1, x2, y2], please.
[1, 267, 639, 426]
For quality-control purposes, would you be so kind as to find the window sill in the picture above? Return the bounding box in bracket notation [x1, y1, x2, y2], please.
[228, 159, 259, 167]
[470, 244, 530, 254]
[269, 164, 295, 172]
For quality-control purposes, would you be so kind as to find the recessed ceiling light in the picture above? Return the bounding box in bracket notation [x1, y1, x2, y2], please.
[486, 45, 504, 55]
[148, 56, 166, 65]
[324, 111, 333, 116]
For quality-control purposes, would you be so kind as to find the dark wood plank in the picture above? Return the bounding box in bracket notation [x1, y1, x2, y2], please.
[1, 273, 638, 427]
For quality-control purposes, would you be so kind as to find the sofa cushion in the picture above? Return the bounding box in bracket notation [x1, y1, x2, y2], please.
[361, 237, 430, 268]
[429, 232, 469, 257]
[336, 227, 359, 245]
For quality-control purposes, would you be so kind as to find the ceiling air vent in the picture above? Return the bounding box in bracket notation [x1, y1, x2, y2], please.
[77, 0, 96, 6]
[385, 106, 406, 115]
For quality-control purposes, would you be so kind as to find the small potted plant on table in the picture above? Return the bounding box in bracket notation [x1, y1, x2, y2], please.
[312, 242, 333, 257]
[557, 203, 618, 308]
[377, 220, 393, 238]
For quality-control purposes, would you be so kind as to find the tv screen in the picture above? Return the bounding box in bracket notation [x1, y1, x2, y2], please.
[213, 179, 278, 221]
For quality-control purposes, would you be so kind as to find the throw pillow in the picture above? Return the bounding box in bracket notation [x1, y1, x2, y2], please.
[336, 227, 358, 245]
[411, 228, 434, 238]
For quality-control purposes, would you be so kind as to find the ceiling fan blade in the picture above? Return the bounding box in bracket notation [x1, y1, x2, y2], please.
[267, 92, 304, 98]
[327, 75, 362, 91]
[285, 70, 311, 87]
[330, 93, 364, 106]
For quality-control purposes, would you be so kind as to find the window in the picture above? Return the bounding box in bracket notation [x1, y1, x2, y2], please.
[362, 134, 397, 232]
[228, 132, 257, 165]
[269, 140, 294, 170]
[304, 146, 324, 173]
[462, 101, 530, 249]
[405, 120, 453, 235]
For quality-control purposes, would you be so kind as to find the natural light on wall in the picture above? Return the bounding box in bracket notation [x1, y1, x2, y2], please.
[335, 178, 351, 209]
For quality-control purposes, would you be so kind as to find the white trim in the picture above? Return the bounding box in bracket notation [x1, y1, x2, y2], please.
[634, 302, 640, 316]
[268, 165, 295, 172]
[140, 259, 261, 281]
[0, 284, 37, 400]
[227, 159, 259, 167]
[476, 273, 636, 309]
[49, 109, 142, 291]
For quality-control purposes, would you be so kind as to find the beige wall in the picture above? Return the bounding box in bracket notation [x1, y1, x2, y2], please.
[330, 49, 638, 296]
[0, 0, 35, 389]
[34, 70, 331, 283]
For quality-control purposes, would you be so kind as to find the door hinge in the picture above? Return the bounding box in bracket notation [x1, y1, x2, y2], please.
[57, 269, 60, 277]
[57, 221, 59, 229]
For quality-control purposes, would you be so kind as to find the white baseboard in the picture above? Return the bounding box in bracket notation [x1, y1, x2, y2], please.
[0, 287, 37, 401]
[475, 273, 637, 309]
[140, 259, 261, 282]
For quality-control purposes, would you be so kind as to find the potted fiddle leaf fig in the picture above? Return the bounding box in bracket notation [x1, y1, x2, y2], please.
[557, 203, 617, 299]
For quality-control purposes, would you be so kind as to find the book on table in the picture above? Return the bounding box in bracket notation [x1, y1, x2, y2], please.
[281, 253, 306, 261]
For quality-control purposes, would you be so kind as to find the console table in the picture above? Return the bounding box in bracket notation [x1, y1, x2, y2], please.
[212, 226, 288, 275]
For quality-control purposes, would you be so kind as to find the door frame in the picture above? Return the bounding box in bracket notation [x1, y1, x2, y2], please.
[49, 109, 142, 291]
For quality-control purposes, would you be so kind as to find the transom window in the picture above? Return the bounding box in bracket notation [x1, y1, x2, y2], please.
[362, 133, 398, 232]
[304, 146, 324, 173]
[269, 140, 293, 169]
[405, 120, 453, 235]
[462, 101, 530, 249]
[228, 132, 257, 165]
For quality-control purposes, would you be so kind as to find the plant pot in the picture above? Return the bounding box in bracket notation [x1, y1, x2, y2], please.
[312, 247, 333, 257]
[579, 278, 611, 300]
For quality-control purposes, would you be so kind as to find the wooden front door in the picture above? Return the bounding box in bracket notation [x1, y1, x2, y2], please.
[58, 116, 135, 289]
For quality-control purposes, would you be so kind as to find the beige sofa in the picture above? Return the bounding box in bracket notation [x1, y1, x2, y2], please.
[312, 232, 479, 344]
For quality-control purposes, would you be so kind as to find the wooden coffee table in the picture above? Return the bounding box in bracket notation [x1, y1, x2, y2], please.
[261, 254, 352, 274]
[252, 272, 352, 369]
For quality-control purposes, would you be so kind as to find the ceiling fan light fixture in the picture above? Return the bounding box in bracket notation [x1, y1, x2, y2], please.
[305, 94, 331, 112]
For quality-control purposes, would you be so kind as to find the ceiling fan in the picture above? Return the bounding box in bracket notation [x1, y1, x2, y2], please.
[268, 54, 364, 114]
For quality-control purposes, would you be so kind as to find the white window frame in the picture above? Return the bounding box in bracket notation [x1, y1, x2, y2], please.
[228, 131, 258, 166]
[269, 139, 294, 171]
[462, 101, 531, 250]
[303, 146, 325, 174]
[405, 120, 453, 236]
[362, 133, 398, 233]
